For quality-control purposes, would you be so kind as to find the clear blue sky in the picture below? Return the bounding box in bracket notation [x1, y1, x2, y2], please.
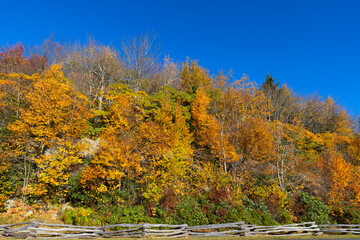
[1, 0, 359, 116]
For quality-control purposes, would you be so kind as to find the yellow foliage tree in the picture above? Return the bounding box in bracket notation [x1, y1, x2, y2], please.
[139, 90, 193, 203]
[179, 59, 213, 93]
[7, 65, 90, 199]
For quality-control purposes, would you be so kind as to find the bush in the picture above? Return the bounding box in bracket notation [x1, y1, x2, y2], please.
[62, 207, 95, 225]
[242, 198, 279, 225]
[66, 172, 89, 206]
[277, 209, 293, 224]
[171, 196, 208, 226]
[293, 191, 331, 224]
[62, 204, 156, 226]
[334, 205, 360, 224]
[96, 204, 154, 225]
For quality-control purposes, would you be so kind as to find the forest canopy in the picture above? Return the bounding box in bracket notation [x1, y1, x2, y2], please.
[1, 36, 360, 226]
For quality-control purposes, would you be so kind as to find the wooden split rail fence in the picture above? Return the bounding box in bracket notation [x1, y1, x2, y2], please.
[319, 224, 360, 235]
[247, 222, 322, 237]
[0, 221, 359, 238]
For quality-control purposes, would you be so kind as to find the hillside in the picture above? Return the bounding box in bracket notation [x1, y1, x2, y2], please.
[0, 38, 359, 226]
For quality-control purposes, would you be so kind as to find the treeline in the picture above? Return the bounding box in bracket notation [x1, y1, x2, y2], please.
[0, 36, 359, 226]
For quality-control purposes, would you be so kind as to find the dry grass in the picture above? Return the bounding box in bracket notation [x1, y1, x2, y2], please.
[0, 199, 64, 225]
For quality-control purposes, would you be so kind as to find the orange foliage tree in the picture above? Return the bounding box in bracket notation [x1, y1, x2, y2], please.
[191, 87, 237, 171]
[80, 84, 143, 202]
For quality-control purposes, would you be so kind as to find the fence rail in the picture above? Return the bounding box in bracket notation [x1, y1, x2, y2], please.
[319, 224, 360, 235]
[247, 222, 322, 237]
[1, 220, 359, 238]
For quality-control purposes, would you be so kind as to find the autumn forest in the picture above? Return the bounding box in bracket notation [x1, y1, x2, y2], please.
[0, 36, 360, 226]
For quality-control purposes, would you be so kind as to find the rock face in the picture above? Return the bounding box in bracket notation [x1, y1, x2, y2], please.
[43, 138, 102, 159]
[4, 199, 19, 213]
[78, 138, 101, 158]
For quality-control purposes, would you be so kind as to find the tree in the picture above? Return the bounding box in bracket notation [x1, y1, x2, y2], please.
[0, 42, 50, 75]
[191, 87, 237, 172]
[261, 73, 279, 94]
[140, 92, 193, 204]
[300, 95, 351, 134]
[0, 72, 35, 130]
[121, 33, 162, 93]
[0, 43, 27, 74]
[179, 59, 213, 94]
[63, 38, 125, 111]
[7, 65, 90, 200]
[237, 117, 275, 163]
[261, 74, 299, 123]
[79, 84, 143, 203]
[329, 153, 352, 209]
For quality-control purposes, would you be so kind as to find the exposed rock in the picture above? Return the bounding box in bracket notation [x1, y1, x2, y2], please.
[43, 138, 102, 159]
[25, 210, 33, 218]
[78, 138, 101, 158]
[59, 202, 73, 215]
[4, 198, 20, 213]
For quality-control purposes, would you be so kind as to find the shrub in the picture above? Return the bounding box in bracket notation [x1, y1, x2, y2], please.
[334, 205, 360, 224]
[62, 207, 95, 226]
[62, 204, 156, 226]
[172, 196, 208, 226]
[293, 191, 331, 224]
[242, 198, 279, 225]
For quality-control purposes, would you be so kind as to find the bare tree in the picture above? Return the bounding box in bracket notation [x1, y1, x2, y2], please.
[261, 74, 299, 123]
[153, 56, 180, 90]
[63, 37, 126, 110]
[121, 33, 162, 93]
[299, 94, 350, 134]
[298, 94, 324, 133]
[22, 35, 67, 75]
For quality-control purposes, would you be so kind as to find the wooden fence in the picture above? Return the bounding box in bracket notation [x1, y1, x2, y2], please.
[247, 222, 322, 237]
[0, 220, 359, 238]
[319, 224, 360, 235]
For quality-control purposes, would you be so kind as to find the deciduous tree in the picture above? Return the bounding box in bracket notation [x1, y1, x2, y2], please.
[7, 65, 90, 200]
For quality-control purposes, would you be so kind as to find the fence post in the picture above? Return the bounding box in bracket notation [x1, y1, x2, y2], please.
[239, 223, 249, 236]
[184, 224, 189, 237]
[143, 223, 150, 238]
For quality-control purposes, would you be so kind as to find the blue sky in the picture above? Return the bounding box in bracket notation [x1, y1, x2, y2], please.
[1, 0, 359, 116]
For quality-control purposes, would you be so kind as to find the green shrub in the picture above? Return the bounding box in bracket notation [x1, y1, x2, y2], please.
[62, 207, 96, 226]
[172, 196, 208, 226]
[66, 172, 89, 206]
[242, 198, 279, 225]
[334, 205, 360, 224]
[202, 201, 243, 224]
[295, 191, 331, 224]
[62, 205, 156, 226]
[95, 204, 153, 224]
[277, 209, 293, 224]
[155, 206, 175, 223]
